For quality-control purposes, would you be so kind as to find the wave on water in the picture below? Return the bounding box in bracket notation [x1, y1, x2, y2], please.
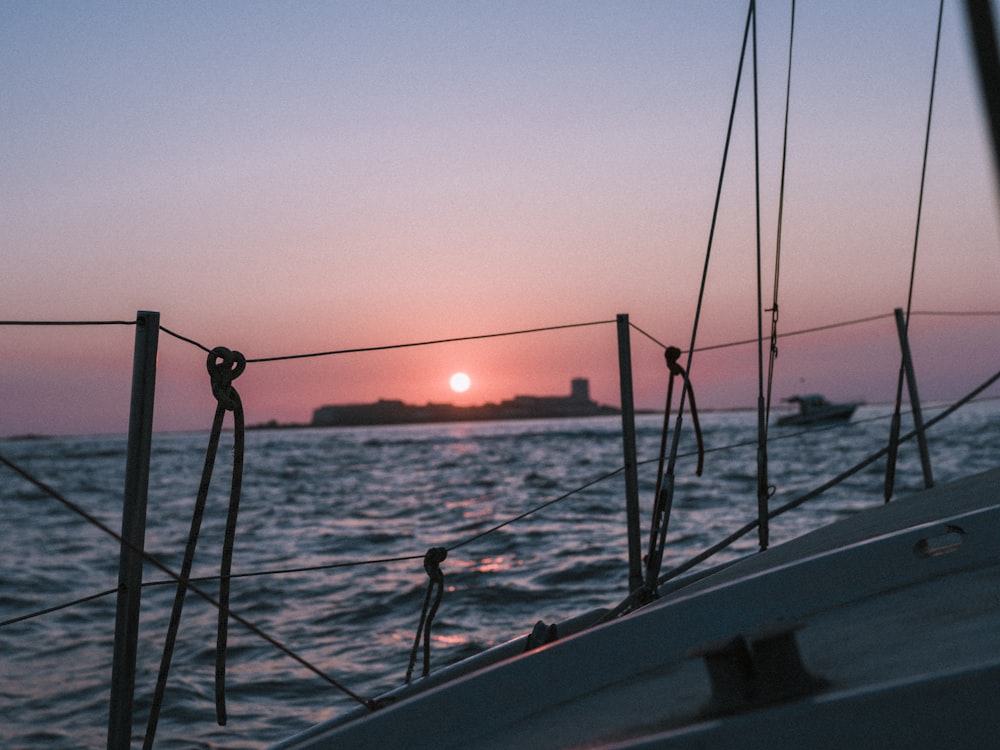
[2, 403, 999, 748]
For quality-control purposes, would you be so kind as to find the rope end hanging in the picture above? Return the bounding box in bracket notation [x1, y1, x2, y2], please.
[405, 547, 448, 684]
[145, 346, 249, 746]
[664, 346, 705, 476]
[207, 346, 247, 727]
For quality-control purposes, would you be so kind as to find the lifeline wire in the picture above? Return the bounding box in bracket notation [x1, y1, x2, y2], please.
[0, 319, 136, 326]
[597, 366, 1000, 623]
[405, 547, 448, 683]
[4, 311, 997, 364]
[2, 398, 950, 630]
[645, 310, 999, 358]
[156, 311, 1000, 364]
[5, 308, 998, 669]
[158, 319, 616, 363]
[6, 390, 983, 665]
[658, 366, 1000, 587]
[0, 451, 372, 704]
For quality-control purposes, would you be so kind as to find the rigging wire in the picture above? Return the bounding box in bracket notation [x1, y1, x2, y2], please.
[751, 0, 770, 551]
[8, 391, 985, 633]
[765, 0, 796, 425]
[885, 0, 946, 502]
[0, 585, 121, 627]
[0, 453, 624, 627]
[446, 465, 625, 553]
[1, 0, 997, 716]
[0, 450, 373, 708]
[642, 0, 755, 596]
[756, 0, 797, 551]
[684, 0, 755, 382]
[658, 364, 1000, 589]
[597, 364, 1000, 622]
[7, 400, 937, 630]
[4, 306, 998, 627]
[906, 0, 945, 336]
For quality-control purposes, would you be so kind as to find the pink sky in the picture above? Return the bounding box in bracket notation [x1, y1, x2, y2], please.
[3, 1, 1000, 436]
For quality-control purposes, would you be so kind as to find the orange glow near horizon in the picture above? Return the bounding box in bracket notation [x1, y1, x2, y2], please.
[2, 3, 1000, 436]
[2, 306, 1000, 437]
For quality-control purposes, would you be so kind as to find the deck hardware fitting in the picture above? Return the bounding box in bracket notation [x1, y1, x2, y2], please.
[914, 525, 966, 558]
[693, 625, 826, 716]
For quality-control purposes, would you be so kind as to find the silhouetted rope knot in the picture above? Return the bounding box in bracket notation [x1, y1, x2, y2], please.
[423, 546, 448, 577]
[207, 346, 246, 410]
[406, 546, 448, 684]
[642, 345, 708, 597]
[144, 345, 248, 747]
[664, 346, 704, 476]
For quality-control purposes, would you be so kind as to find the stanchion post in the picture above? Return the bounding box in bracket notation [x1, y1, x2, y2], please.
[616, 314, 644, 593]
[894, 307, 934, 489]
[108, 310, 159, 750]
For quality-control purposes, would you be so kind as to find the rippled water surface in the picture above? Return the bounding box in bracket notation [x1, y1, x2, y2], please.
[2, 401, 999, 749]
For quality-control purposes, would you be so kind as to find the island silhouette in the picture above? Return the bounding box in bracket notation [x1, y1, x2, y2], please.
[311, 378, 619, 427]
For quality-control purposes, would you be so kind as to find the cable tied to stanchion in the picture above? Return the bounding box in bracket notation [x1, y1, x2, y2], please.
[208, 347, 247, 728]
[405, 546, 448, 684]
[208, 346, 246, 411]
[144, 346, 247, 749]
[641, 346, 706, 603]
[665, 347, 704, 476]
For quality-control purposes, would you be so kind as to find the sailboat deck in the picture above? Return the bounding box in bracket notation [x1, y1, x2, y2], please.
[276, 469, 1000, 749]
[675, 466, 1000, 593]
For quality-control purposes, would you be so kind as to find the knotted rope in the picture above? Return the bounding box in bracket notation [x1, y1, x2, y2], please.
[144, 346, 246, 748]
[210, 347, 247, 727]
[643, 346, 704, 598]
[405, 547, 448, 684]
[664, 347, 704, 476]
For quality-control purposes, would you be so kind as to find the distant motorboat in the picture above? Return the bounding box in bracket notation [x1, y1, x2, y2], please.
[776, 394, 859, 427]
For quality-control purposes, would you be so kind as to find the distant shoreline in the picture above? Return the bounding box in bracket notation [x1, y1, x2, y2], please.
[308, 377, 622, 428]
[249, 410, 636, 431]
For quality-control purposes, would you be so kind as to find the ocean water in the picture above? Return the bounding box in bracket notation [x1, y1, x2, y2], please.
[2, 400, 999, 749]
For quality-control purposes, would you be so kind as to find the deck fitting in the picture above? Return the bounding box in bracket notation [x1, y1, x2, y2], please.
[695, 626, 825, 716]
[525, 620, 558, 651]
[914, 524, 965, 558]
[699, 636, 756, 713]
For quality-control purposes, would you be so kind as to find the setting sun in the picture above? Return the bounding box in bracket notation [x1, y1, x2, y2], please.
[449, 372, 471, 393]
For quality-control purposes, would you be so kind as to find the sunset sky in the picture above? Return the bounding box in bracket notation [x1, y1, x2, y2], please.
[3, 1, 1000, 436]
